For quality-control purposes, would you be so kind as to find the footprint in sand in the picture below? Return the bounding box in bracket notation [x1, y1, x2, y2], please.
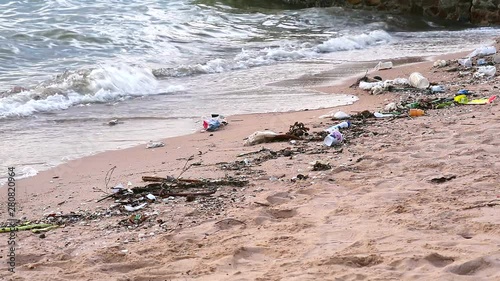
[447, 257, 491, 275]
[423, 253, 455, 268]
[253, 207, 297, 225]
[215, 218, 246, 230]
[266, 192, 292, 205]
[318, 254, 383, 268]
[266, 208, 297, 219]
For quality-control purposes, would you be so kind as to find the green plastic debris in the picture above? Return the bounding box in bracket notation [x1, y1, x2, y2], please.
[0, 223, 55, 233]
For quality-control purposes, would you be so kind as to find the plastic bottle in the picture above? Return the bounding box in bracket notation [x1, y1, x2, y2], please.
[458, 58, 472, 68]
[477, 59, 487, 66]
[430, 85, 445, 93]
[409, 72, 430, 89]
[324, 131, 343, 146]
[409, 109, 424, 117]
[325, 121, 351, 133]
[433, 60, 447, 67]
[375, 61, 393, 70]
[457, 89, 471, 95]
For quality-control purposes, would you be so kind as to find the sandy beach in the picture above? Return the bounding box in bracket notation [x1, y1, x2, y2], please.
[1, 39, 499, 281]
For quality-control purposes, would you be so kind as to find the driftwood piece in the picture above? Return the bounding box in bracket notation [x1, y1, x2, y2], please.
[288, 122, 309, 137]
[159, 190, 217, 197]
[142, 176, 173, 182]
[141, 176, 248, 187]
[237, 148, 270, 158]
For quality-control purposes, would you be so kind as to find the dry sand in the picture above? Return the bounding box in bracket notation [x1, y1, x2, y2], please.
[1, 39, 499, 281]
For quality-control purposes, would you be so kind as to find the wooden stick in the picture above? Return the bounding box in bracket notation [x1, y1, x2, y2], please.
[142, 176, 169, 182]
[160, 190, 216, 197]
[237, 148, 269, 157]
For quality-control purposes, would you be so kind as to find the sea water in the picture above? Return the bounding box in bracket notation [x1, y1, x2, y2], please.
[0, 0, 499, 182]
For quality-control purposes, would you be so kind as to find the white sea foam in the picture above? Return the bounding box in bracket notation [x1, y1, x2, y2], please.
[1, 31, 390, 117]
[0, 64, 183, 118]
[154, 30, 392, 77]
[315, 30, 392, 53]
[0, 166, 38, 186]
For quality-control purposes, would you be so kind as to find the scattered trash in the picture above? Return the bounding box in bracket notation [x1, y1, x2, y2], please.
[203, 119, 219, 131]
[128, 214, 148, 225]
[0, 223, 56, 233]
[146, 194, 156, 201]
[359, 81, 383, 91]
[384, 102, 398, 112]
[108, 119, 119, 126]
[333, 111, 350, 120]
[112, 183, 125, 193]
[324, 131, 343, 146]
[435, 101, 454, 109]
[409, 72, 430, 89]
[475, 66, 496, 77]
[454, 94, 497, 105]
[457, 89, 471, 95]
[371, 85, 384, 95]
[406, 102, 420, 109]
[203, 114, 227, 132]
[146, 141, 165, 149]
[389, 78, 410, 86]
[409, 108, 425, 117]
[458, 58, 472, 68]
[468, 46, 496, 58]
[311, 161, 332, 171]
[325, 121, 351, 133]
[477, 59, 487, 66]
[124, 203, 147, 212]
[375, 61, 393, 70]
[430, 85, 446, 93]
[433, 60, 448, 67]
[288, 122, 309, 137]
[374, 112, 394, 118]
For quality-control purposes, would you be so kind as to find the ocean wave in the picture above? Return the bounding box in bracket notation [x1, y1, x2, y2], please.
[0, 166, 38, 186]
[153, 30, 392, 78]
[0, 64, 183, 118]
[315, 30, 392, 53]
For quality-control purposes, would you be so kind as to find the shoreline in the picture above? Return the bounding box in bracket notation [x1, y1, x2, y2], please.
[1, 40, 499, 280]
[0, 45, 487, 186]
[0, 54, 433, 186]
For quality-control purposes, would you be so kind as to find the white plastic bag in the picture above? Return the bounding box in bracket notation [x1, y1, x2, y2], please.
[468, 46, 496, 58]
[359, 81, 383, 90]
[476, 66, 496, 77]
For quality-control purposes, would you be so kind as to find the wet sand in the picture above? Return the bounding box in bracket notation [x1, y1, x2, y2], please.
[0, 40, 499, 280]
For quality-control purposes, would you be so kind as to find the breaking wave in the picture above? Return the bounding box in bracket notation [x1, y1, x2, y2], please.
[0, 30, 391, 118]
[0, 64, 183, 118]
[153, 30, 392, 78]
